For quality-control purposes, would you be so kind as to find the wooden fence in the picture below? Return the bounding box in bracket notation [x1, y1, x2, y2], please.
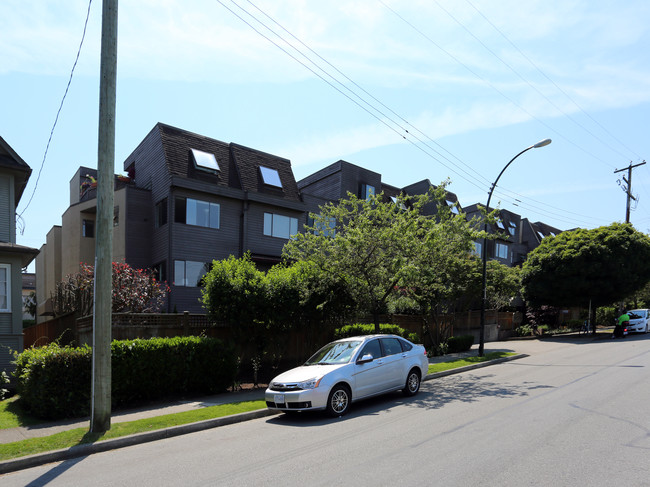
[23, 310, 522, 363]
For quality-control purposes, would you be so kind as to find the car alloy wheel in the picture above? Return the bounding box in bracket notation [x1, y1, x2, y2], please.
[403, 369, 421, 396]
[327, 385, 350, 417]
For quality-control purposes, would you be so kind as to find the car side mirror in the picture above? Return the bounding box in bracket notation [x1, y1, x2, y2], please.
[357, 354, 374, 364]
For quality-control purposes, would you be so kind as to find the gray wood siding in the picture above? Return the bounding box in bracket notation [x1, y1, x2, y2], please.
[0, 175, 10, 242]
[0, 314, 10, 334]
[123, 126, 171, 206]
[170, 287, 204, 314]
[125, 186, 153, 270]
[246, 202, 304, 257]
[299, 169, 343, 201]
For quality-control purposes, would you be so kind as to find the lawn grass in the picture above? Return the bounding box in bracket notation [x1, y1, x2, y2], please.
[428, 351, 516, 374]
[0, 396, 41, 430]
[0, 400, 267, 461]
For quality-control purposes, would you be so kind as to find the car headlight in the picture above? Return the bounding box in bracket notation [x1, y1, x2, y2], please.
[298, 377, 322, 390]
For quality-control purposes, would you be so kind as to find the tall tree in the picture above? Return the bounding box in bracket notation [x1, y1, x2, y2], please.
[283, 184, 477, 332]
[521, 223, 650, 317]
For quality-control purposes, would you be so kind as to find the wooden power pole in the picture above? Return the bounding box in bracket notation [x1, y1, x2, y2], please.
[614, 160, 646, 223]
[91, 0, 118, 433]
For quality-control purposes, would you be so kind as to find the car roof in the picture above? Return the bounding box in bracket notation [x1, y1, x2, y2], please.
[338, 334, 403, 341]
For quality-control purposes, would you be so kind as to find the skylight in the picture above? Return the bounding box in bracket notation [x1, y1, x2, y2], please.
[260, 166, 282, 188]
[191, 149, 220, 173]
[446, 199, 459, 214]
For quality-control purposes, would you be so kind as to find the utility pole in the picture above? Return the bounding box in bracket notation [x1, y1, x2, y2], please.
[91, 0, 118, 433]
[614, 160, 646, 223]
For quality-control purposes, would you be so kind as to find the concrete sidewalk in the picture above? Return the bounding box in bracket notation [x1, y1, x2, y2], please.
[0, 335, 594, 474]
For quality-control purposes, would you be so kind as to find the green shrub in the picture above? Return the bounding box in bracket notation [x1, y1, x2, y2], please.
[446, 335, 474, 353]
[13, 336, 238, 420]
[334, 323, 420, 343]
[13, 343, 92, 419]
[515, 325, 533, 336]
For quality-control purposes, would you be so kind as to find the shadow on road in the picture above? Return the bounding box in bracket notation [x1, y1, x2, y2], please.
[267, 372, 538, 428]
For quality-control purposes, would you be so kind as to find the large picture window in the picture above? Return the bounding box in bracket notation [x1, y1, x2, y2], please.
[175, 197, 220, 229]
[174, 260, 207, 287]
[0, 264, 10, 312]
[495, 242, 508, 259]
[264, 213, 298, 239]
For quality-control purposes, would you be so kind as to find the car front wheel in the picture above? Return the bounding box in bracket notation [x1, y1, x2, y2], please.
[403, 369, 421, 396]
[326, 385, 351, 417]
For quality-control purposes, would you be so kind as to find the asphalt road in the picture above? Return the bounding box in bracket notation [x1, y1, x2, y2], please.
[3, 335, 649, 486]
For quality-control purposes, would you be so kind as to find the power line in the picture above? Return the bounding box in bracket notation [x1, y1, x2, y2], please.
[464, 0, 642, 162]
[220, 0, 616, 229]
[223, 0, 491, 193]
[18, 0, 94, 221]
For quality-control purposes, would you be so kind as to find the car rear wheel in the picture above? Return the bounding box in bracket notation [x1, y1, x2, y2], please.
[326, 385, 351, 417]
[403, 369, 421, 396]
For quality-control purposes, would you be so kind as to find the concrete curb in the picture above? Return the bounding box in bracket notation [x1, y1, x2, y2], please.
[0, 353, 527, 475]
[424, 353, 529, 381]
[0, 409, 279, 475]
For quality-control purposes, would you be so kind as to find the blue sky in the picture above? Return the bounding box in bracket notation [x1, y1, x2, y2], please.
[2, 0, 650, 265]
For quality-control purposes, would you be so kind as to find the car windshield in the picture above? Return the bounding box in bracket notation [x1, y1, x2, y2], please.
[628, 310, 646, 319]
[304, 340, 362, 365]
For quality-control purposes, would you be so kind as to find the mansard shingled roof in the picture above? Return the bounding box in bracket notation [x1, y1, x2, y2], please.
[158, 123, 237, 188]
[230, 143, 300, 201]
[156, 123, 300, 201]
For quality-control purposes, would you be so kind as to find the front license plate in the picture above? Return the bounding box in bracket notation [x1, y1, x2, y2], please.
[274, 394, 285, 404]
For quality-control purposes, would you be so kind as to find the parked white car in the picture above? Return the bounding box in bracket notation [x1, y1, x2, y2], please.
[265, 335, 429, 417]
[626, 309, 650, 333]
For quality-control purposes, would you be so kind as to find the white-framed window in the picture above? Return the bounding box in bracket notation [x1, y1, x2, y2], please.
[495, 242, 508, 259]
[175, 197, 220, 229]
[174, 260, 207, 287]
[0, 264, 10, 312]
[264, 213, 298, 239]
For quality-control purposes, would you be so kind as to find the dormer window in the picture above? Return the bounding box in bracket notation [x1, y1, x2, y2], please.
[496, 220, 505, 230]
[508, 221, 517, 236]
[191, 149, 220, 174]
[391, 196, 407, 210]
[446, 199, 459, 215]
[260, 166, 282, 188]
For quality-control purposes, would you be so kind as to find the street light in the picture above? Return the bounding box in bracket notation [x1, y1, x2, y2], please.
[478, 138, 552, 356]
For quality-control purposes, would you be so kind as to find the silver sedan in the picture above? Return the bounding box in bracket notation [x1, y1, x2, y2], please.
[265, 334, 429, 417]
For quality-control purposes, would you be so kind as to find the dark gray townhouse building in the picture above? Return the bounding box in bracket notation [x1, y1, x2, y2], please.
[36, 124, 562, 322]
[37, 123, 306, 316]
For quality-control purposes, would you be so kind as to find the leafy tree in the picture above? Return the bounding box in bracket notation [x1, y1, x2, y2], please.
[284, 184, 479, 333]
[51, 261, 169, 317]
[201, 253, 266, 327]
[521, 223, 650, 321]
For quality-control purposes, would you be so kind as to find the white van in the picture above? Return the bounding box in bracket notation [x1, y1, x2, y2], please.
[626, 309, 650, 333]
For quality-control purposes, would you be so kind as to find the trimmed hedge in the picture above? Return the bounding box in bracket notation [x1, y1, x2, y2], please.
[446, 334, 474, 353]
[13, 336, 237, 420]
[334, 323, 420, 344]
